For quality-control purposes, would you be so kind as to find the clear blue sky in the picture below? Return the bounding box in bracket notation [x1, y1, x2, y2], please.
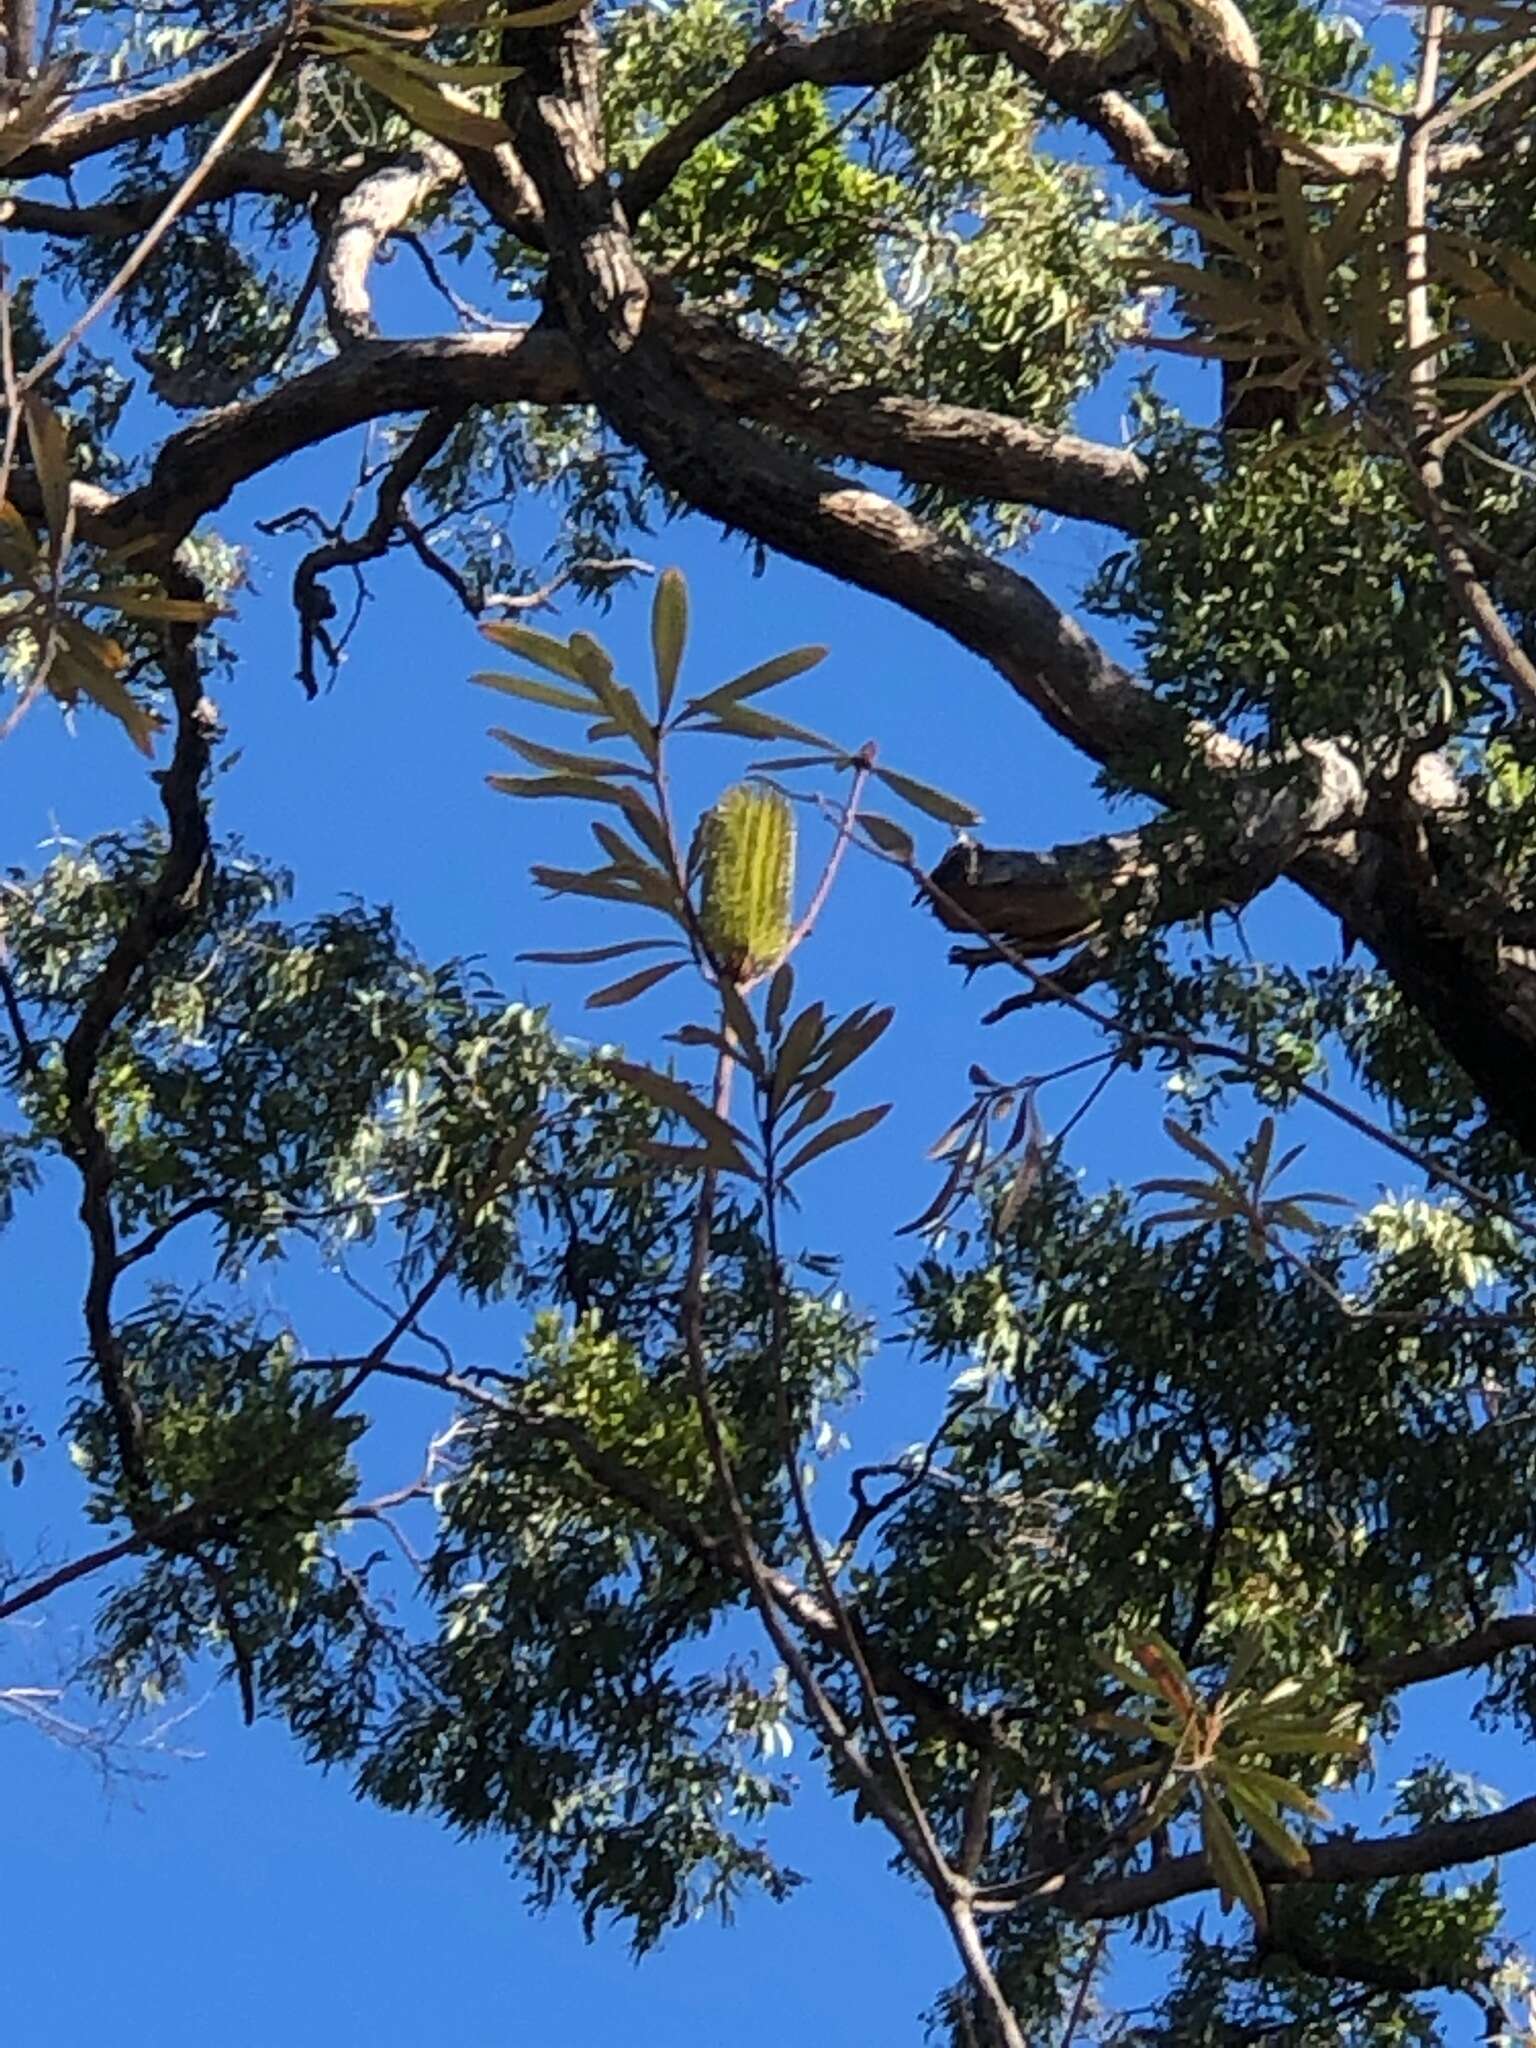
[3, 296, 1526, 2046]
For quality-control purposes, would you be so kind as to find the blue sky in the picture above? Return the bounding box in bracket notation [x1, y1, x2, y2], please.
[3, 115, 1530, 2046]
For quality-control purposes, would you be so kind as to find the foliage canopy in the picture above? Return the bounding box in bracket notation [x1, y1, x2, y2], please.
[14, 0, 1536, 2039]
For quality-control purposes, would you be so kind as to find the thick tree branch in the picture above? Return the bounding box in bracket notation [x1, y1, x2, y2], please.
[1362, 1615, 1536, 1693]
[98, 329, 581, 545]
[624, 0, 1182, 216]
[8, 30, 288, 179]
[320, 144, 458, 347]
[1061, 1790, 1536, 1920]
[0, 148, 379, 238]
[663, 303, 1150, 534]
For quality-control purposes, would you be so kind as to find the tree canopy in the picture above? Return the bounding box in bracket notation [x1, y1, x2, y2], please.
[10, 0, 1536, 2038]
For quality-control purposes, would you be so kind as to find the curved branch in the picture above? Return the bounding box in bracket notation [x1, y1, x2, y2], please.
[321, 143, 459, 346]
[1362, 1615, 1536, 1693]
[0, 148, 380, 238]
[99, 328, 582, 545]
[663, 303, 1149, 533]
[1061, 1791, 1536, 1921]
[9, 30, 288, 179]
[623, 0, 1183, 220]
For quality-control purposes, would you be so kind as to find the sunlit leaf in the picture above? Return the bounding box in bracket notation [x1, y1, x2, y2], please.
[479, 619, 591, 683]
[651, 567, 687, 718]
[471, 669, 595, 714]
[873, 767, 981, 828]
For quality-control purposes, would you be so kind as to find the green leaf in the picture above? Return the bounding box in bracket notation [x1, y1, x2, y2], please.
[1217, 1762, 1329, 1825]
[873, 767, 981, 828]
[795, 1005, 894, 1095]
[778, 1086, 834, 1146]
[471, 669, 595, 714]
[586, 959, 687, 1009]
[487, 772, 642, 808]
[341, 48, 513, 148]
[779, 1102, 891, 1180]
[530, 863, 664, 906]
[651, 568, 687, 718]
[489, 729, 640, 777]
[1199, 1785, 1267, 1925]
[1220, 1777, 1313, 1871]
[682, 645, 828, 719]
[765, 962, 794, 1041]
[23, 394, 72, 551]
[50, 622, 161, 755]
[860, 813, 916, 861]
[691, 702, 839, 749]
[769, 1002, 827, 1111]
[479, 619, 591, 683]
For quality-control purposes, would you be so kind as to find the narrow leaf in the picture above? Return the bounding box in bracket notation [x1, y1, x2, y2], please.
[472, 669, 594, 714]
[520, 939, 682, 966]
[780, 1102, 891, 1180]
[873, 766, 981, 828]
[651, 567, 687, 717]
[586, 959, 686, 1009]
[479, 619, 590, 682]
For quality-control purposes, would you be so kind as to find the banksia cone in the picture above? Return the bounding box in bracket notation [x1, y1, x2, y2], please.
[698, 782, 795, 983]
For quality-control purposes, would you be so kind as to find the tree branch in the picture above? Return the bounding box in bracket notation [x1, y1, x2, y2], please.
[8, 29, 288, 179]
[0, 148, 380, 238]
[1060, 1790, 1536, 1920]
[661, 301, 1150, 533]
[320, 143, 459, 347]
[623, 0, 1182, 219]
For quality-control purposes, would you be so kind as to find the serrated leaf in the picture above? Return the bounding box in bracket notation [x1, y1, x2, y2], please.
[693, 701, 839, 748]
[779, 1102, 890, 1180]
[778, 1086, 834, 1146]
[487, 772, 643, 809]
[769, 1001, 827, 1111]
[651, 567, 687, 717]
[1164, 1118, 1231, 1176]
[586, 959, 686, 1009]
[766, 961, 794, 1040]
[873, 766, 981, 828]
[530, 863, 658, 905]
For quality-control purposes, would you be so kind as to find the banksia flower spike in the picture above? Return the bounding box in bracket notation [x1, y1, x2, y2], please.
[698, 782, 796, 985]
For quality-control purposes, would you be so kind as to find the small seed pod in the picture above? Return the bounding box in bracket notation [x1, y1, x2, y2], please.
[698, 782, 795, 984]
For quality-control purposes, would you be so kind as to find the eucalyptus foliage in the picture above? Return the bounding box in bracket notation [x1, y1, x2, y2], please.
[13, 0, 1536, 2039]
